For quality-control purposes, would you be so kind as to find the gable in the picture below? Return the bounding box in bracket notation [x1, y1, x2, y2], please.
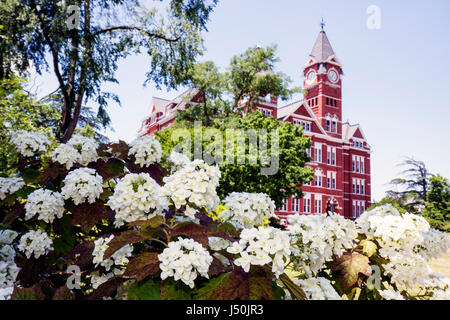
[353, 128, 364, 139]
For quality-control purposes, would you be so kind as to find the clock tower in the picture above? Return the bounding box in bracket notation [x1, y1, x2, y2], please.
[303, 27, 343, 139]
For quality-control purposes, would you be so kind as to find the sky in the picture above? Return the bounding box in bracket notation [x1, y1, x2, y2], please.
[30, 0, 450, 202]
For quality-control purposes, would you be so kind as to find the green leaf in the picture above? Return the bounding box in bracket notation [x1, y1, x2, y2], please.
[71, 200, 108, 233]
[128, 278, 160, 300]
[22, 168, 40, 183]
[11, 285, 46, 300]
[123, 252, 160, 282]
[332, 252, 372, 290]
[53, 215, 76, 256]
[360, 240, 377, 257]
[160, 281, 191, 300]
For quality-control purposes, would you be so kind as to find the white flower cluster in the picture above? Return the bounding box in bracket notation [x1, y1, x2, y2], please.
[90, 268, 125, 290]
[221, 192, 275, 229]
[17, 229, 53, 259]
[107, 173, 168, 227]
[414, 229, 450, 261]
[52, 135, 98, 169]
[356, 205, 440, 289]
[162, 159, 220, 218]
[287, 213, 357, 276]
[129, 135, 162, 167]
[51, 143, 80, 170]
[227, 227, 290, 277]
[378, 289, 404, 300]
[208, 237, 231, 251]
[291, 277, 341, 300]
[0, 177, 25, 200]
[61, 168, 103, 205]
[10, 130, 50, 157]
[0, 230, 20, 300]
[168, 151, 190, 171]
[25, 188, 65, 223]
[158, 238, 213, 288]
[424, 273, 450, 300]
[92, 235, 133, 272]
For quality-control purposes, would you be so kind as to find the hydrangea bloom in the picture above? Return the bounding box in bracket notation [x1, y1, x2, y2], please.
[0, 229, 20, 300]
[162, 159, 220, 217]
[158, 238, 213, 288]
[168, 151, 190, 171]
[61, 168, 103, 205]
[67, 135, 98, 165]
[90, 268, 124, 290]
[287, 213, 357, 276]
[17, 229, 53, 259]
[128, 135, 162, 167]
[0, 177, 25, 200]
[10, 130, 50, 157]
[25, 189, 65, 223]
[107, 173, 168, 227]
[356, 205, 450, 289]
[378, 289, 404, 300]
[51, 143, 80, 170]
[425, 273, 450, 300]
[92, 235, 133, 272]
[208, 237, 231, 251]
[221, 192, 275, 229]
[227, 227, 291, 277]
[292, 277, 341, 300]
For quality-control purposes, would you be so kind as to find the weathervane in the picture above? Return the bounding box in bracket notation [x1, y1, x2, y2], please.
[320, 17, 326, 31]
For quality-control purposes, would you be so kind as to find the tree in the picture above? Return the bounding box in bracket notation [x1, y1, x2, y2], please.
[227, 44, 299, 110]
[387, 157, 430, 210]
[423, 174, 450, 231]
[157, 111, 314, 208]
[177, 45, 299, 124]
[0, 77, 60, 174]
[0, 0, 217, 142]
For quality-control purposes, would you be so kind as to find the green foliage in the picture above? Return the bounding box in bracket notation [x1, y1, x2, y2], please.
[0, 0, 218, 141]
[423, 174, 450, 231]
[368, 196, 409, 214]
[158, 111, 313, 207]
[0, 77, 59, 175]
[177, 45, 300, 124]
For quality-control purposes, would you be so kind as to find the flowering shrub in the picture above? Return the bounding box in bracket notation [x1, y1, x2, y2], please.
[0, 130, 449, 300]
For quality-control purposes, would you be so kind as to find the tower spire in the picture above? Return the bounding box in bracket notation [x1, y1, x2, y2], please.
[320, 17, 325, 31]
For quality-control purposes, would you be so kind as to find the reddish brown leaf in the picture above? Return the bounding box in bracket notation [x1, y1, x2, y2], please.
[195, 268, 250, 300]
[70, 240, 96, 268]
[52, 286, 75, 300]
[248, 266, 275, 300]
[38, 166, 64, 184]
[172, 223, 211, 247]
[1, 203, 25, 227]
[71, 200, 108, 233]
[208, 256, 226, 277]
[123, 252, 160, 282]
[332, 252, 372, 290]
[11, 285, 46, 300]
[103, 230, 147, 260]
[89, 276, 127, 300]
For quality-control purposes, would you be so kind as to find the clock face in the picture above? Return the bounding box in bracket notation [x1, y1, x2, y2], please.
[328, 69, 339, 83]
[306, 70, 316, 82]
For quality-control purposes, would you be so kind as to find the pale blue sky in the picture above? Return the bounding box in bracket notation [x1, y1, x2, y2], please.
[31, 0, 450, 202]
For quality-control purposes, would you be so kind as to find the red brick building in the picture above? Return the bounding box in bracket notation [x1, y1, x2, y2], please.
[138, 29, 372, 221]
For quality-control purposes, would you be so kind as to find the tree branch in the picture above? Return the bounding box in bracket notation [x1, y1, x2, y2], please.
[91, 26, 181, 42]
